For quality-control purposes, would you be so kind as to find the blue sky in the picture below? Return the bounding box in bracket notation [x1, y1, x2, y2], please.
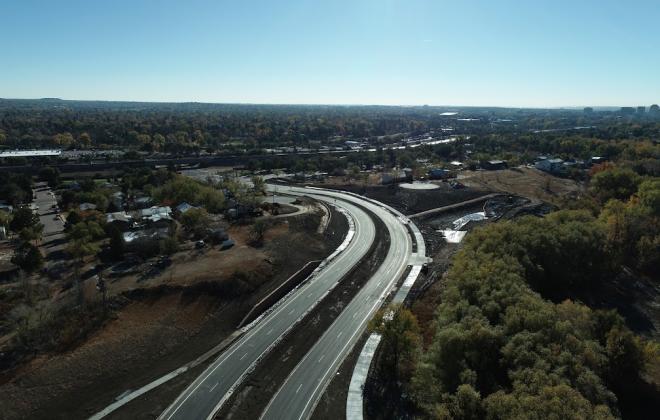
[1, 0, 658, 107]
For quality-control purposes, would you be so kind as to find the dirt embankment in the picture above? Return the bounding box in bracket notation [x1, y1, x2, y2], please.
[0, 207, 348, 420]
[459, 167, 582, 205]
[213, 205, 391, 420]
[316, 182, 490, 216]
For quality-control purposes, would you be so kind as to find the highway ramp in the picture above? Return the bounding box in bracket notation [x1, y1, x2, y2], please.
[159, 189, 374, 420]
[260, 187, 420, 420]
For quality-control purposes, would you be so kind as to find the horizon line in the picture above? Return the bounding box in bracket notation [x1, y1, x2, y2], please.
[1, 96, 656, 110]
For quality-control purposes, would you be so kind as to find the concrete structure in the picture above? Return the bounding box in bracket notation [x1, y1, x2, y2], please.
[0, 149, 61, 158]
[161, 185, 425, 420]
[535, 158, 566, 175]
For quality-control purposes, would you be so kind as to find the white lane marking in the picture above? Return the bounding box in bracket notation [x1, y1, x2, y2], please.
[240, 352, 248, 360]
[337, 332, 343, 338]
[266, 328, 273, 335]
[318, 355, 325, 363]
[296, 384, 303, 394]
[209, 382, 219, 392]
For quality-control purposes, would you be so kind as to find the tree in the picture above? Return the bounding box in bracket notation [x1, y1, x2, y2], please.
[53, 132, 74, 147]
[0, 210, 10, 228]
[67, 221, 103, 304]
[590, 167, 641, 203]
[249, 219, 269, 245]
[179, 208, 211, 235]
[12, 242, 44, 273]
[107, 225, 125, 260]
[19, 223, 44, 245]
[39, 167, 60, 188]
[251, 176, 266, 194]
[9, 207, 39, 233]
[370, 306, 421, 384]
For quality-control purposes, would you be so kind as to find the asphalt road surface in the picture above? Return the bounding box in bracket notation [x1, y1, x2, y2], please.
[159, 187, 375, 420]
[260, 187, 417, 420]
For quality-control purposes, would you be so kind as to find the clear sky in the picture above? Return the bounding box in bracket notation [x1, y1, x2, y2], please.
[1, 0, 658, 107]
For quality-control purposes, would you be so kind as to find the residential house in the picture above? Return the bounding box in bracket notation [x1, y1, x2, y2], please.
[106, 211, 133, 231]
[482, 160, 508, 170]
[79, 202, 97, 211]
[535, 158, 566, 175]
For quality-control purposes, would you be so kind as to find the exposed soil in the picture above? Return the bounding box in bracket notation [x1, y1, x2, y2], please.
[315, 182, 490, 215]
[213, 205, 391, 420]
[0, 207, 348, 420]
[459, 167, 582, 205]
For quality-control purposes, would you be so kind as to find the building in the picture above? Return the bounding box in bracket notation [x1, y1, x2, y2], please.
[140, 206, 173, 227]
[381, 169, 411, 185]
[79, 202, 97, 211]
[637, 106, 646, 115]
[106, 212, 133, 231]
[619, 107, 636, 116]
[535, 158, 566, 175]
[428, 168, 451, 180]
[111, 192, 125, 210]
[482, 160, 508, 170]
[649, 104, 660, 116]
[583, 107, 594, 114]
[590, 156, 607, 165]
[133, 196, 153, 209]
[175, 202, 195, 215]
[122, 228, 170, 251]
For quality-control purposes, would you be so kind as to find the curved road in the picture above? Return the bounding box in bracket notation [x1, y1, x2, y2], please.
[260, 187, 418, 420]
[159, 188, 375, 420]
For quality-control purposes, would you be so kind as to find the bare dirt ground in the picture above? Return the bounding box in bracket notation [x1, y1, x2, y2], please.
[0, 207, 348, 420]
[458, 167, 582, 204]
[213, 205, 391, 420]
[314, 181, 490, 216]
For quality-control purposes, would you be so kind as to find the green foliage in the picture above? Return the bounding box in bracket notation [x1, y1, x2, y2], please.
[590, 167, 641, 203]
[11, 242, 44, 273]
[38, 166, 60, 188]
[179, 207, 211, 235]
[9, 207, 39, 233]
[152, 175, 226, 213]
[393, 212, 651, 419]
[0, 173, 32, 206]
[106, 225, 124, 260]
[370, 306, 421, 384]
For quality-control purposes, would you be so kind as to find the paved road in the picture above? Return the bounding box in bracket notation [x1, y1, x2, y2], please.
[159, 188, 375, 420]
[260, 187, 418, 420]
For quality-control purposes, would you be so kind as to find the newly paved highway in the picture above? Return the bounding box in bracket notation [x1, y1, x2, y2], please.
[260, 188, 418, 420]
[159, 187, 375, 420]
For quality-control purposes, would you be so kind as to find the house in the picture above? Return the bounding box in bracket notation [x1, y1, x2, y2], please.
[482, 160, 508, 170]
[428, 168, 451, 180]
[381, 170, 411, 185]
[0, 202, 13, 213]
[111, 192, 125, 210]
[122, 227, 170, 251]
[175, 202, 195, 215]
[535, 158, 566, 175]
[79, 202, 97, 211]
[133, 196, 153, 209]
[590, 156, 607, 166]
[106, 212, 133, 231]
[140, 206, 173, 227]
